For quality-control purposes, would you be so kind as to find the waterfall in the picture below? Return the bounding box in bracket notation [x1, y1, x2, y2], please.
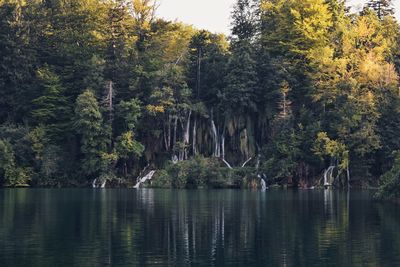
[221, 158, 233, 169]
[183, 110, 192, 160]
[211, 118, 219, 157]
[242, 157, 252, 168]
[133, 170, 156, 189]
[92, 178, 97, 188]
[192, 117, 197, 155]
[258, 175, 267, 190]
[221, 134, 225, 159]
[324, 166, 336, 187]
[101, 179, 107, 188]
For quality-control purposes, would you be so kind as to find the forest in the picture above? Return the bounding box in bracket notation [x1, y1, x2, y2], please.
[0, 0, 399, 197]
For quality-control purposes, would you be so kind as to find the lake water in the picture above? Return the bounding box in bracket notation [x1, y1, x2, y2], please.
[0, 189, 399, 266]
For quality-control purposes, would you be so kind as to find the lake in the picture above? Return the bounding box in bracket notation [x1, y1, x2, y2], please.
[0, 189, 399, 266]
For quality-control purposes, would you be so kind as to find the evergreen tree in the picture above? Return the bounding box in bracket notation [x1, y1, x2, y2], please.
[74, 90, 108, 177]
[0, 1, 36, 122]
[367, 0, 394, 19]
[31, 66, 71, 139]
[0, 0, 399, 189]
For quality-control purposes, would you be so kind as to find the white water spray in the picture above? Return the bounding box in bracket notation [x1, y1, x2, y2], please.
[242, 157, 252, 168]
[134, 170, 156, 189]
[221, 158, 233, 169]
[258, 174, 267, 190]
[324, 166, 336, 187]
[211, 119, 220, 157]
[172, 155, 179, 164]
[92, 178, 97, 188]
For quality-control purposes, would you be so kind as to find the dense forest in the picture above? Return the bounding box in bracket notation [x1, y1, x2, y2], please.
[0, 0, 399, 194]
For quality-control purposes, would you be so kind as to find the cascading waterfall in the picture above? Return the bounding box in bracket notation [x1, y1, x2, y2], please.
[92, 178, 107, 188]
[211, 118, 220, 157]
[92, 178, 97, 188]
[192, 117, 197, 155]
[183, 110, 191, 160]
[258, 174, 267, 190]
[221, 158, 233, 169]
[324, 166, 336, 187]
[242, 157, 252, 168]
[221, 134, 225, 159]
[133, 170, 156, 189]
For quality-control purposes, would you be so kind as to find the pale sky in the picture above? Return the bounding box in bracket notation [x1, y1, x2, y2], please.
[157, 0, 400, 35]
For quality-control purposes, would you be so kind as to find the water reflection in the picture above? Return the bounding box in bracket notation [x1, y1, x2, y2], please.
[0, 189, 399, 266]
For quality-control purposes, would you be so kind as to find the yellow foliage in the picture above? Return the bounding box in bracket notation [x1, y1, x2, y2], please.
[146, 105, 165, 115]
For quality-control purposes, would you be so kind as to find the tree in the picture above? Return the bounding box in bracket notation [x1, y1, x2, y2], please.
[116, 131, 144, 176]
[367, 0, 394, 19]
[0, 1, 36, 122]
[0, 0, 400, 189]
[116, 98, 142, 131]
[31, 66, 71, 139]
[115, 98, 144, 176]
[375, 151, 400, 200]
[130, 0, 157, 52]
[0, 139, 15, 185]
[231, 0, 259, 41]
[74, 90, 107, 177]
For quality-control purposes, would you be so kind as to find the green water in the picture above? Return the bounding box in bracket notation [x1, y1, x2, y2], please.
[0, 189, 399, 266]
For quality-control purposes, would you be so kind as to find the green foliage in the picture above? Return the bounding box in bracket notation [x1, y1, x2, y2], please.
[0, 139, 31, 186]
[222, 40, 259, 114]
[376, 152, 400, 200]
[74, 90, 107, 176]
[116, 131, 144, 159]
[261, 120, 300, 181]
[0, 0, 400, 190]
[0, 1, 36, 122]
[32, 66, 71, 139]
[314, 132, 349, 170]
[0, 139, 15, 182]
[152, 157, 247, 189]
[116, 99, 142, 131]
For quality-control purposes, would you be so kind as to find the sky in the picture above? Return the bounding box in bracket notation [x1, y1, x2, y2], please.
[157, 0, 400, 35]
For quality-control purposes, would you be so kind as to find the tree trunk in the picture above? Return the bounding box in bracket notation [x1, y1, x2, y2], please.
[173, 116, 178, 148]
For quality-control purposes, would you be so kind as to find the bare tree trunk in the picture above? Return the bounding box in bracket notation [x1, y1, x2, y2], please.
[103, 80, 115, 150]
[347, 166, 351, 188]
[173, 116, 178, 148]
[124, 162, 128, 177]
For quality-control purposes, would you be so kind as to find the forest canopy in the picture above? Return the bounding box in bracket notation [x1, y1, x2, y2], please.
[0, 0, 399, 192]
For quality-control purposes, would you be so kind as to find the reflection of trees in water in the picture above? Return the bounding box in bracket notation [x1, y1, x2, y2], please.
[1, 190, 400, 266]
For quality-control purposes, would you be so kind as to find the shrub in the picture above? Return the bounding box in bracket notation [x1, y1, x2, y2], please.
[375, 152, 400, 200]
